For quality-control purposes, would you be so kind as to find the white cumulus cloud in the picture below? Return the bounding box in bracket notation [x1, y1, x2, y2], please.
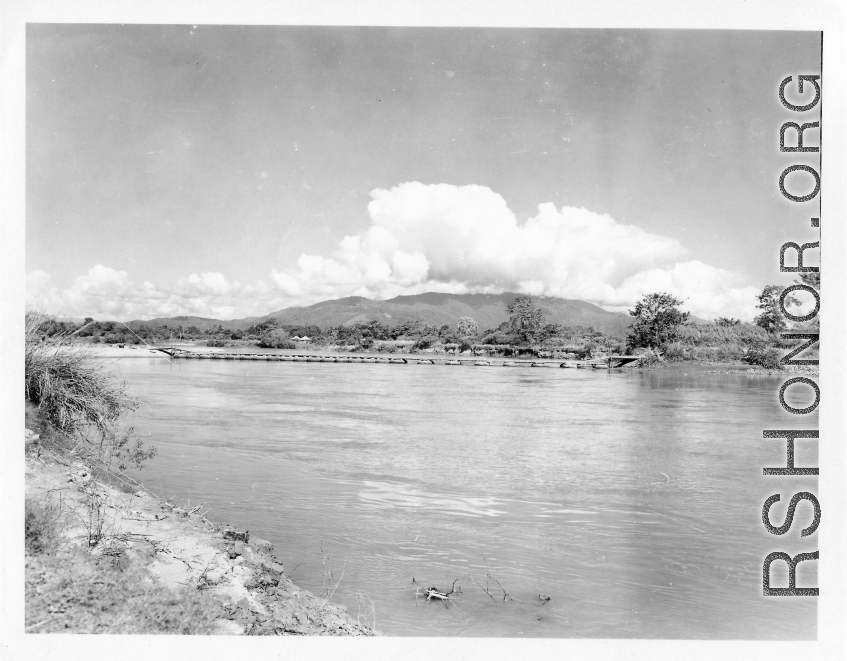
[27, 182, 767, 322]
[26, 266, 283, 321]
[270, 182, 760, 320]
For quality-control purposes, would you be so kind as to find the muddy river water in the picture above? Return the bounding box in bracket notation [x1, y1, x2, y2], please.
[113, 354, 817, 638]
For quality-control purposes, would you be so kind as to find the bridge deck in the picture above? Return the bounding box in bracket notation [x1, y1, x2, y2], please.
[154, 348, 640, 369]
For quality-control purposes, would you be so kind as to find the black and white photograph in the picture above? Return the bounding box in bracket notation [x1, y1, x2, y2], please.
[2, 2, 845, 659]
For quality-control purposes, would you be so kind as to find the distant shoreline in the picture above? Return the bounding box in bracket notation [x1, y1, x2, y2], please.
[71, 342, 818, 376]
[59, 345, 170, 359]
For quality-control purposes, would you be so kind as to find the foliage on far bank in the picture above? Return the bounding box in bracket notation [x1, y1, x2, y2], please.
[753, 266, 820, 334]
[456, 316, 479, 337]
[626, 293, 690, 350]
[257, 328, 296, 349]
[43, 272, 821, 368]
[740, 340, 783, 369]
[622, 292, 814, 369]
[753, 285, 790, 333]
[506, 295, 545, 343]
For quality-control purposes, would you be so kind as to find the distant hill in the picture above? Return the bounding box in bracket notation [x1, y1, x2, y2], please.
[128, 293, 714, 335]
[131, 315, 258, 331]
[259, 292, 633, 335]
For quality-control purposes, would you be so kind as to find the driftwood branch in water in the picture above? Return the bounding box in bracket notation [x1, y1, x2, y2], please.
[467, 571, 498, 602]
[482, 555, 512, 602]
[411, 577, 460, 607]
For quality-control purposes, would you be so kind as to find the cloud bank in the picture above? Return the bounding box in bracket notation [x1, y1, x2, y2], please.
[271, 182, 760, 320]
[28, 182, 763, 322]
[26, 266, 278, 321]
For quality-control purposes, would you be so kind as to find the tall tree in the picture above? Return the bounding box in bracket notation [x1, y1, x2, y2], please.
[626, 293, 690, 349]
[456, 317, 479, 337]
[753, 285, 789, 333]
[506, 296, 545, 343]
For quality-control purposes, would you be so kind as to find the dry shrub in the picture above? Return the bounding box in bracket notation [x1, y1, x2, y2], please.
[25, 312, 136, 438]
[662, 342, 687, 361]
[635, 347, 664, 367]
[742, 341, 782, 369]
[25, 497, 64, 556]
[25, 311, 155, 469]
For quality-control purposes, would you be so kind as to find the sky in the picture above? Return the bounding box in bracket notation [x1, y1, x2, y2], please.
[25, 25, 822, 321]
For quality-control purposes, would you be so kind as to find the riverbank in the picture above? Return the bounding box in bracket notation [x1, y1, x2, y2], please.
[77, 343, 817, 376]
[24, 431, 375, 636]
[49, 344, 170, 358]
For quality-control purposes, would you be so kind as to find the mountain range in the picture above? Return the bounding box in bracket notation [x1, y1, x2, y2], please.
[134, 292, 635, 335]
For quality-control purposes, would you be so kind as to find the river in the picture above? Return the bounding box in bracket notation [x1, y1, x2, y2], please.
[112, 353, 817, 638]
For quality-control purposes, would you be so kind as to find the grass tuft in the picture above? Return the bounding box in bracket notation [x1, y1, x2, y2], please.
[25, 311, 156, 470]
[25, 311, 137, 439]
[25, 497, 64, 556]
[26, 552, 225, 634]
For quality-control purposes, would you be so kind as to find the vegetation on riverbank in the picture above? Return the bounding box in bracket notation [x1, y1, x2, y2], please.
[25, 312, 156, 471]
[26, 535, 226, 634]
[36, 274, 819, 371]
[24, 311, 374, 636]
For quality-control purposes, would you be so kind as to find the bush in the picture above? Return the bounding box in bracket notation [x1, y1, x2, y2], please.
[635, 347, 664, 367]
[713, 343, 745, 362]
[471, 344, 499, 354]
[626, 293, 690, 350]
[662, 341, 687, 361]
[742, 341, 782, 369]
[25, 313, 137, 440]
[24, 311, 154, 470]
[257, 329, 295, 349]
[540, 337, 567, 348]
[376, 341, 400, 353]
[25, 497, 63, 555]
[412, 336, 436, 351]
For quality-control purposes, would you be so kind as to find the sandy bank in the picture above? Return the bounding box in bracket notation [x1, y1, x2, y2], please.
[24, 441, 374, 636]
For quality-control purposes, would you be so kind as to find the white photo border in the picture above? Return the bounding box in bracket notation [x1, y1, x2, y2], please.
[2, 2, 844, 660]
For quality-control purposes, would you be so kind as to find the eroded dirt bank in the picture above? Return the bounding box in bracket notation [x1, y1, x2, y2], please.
[24, 442, 374, 636]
